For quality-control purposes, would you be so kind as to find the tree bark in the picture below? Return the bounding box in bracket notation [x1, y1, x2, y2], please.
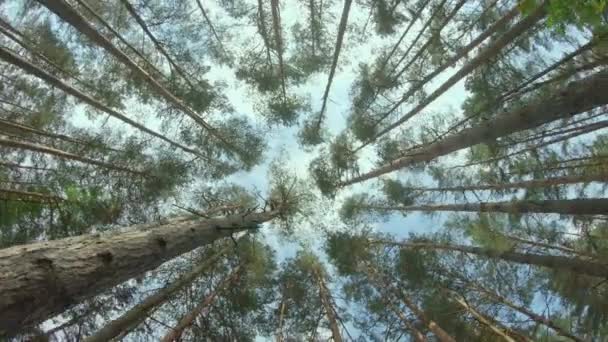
[315, 0, 353, 131]
[72, 0, 168, 81]
[339, 69, 608, 186]
[364, 264, 455, 342]
[355, 4, 547, 152]
[313, 268, 343, 342]
[118, 0, 196, 89]
[366, 198, 608, 216]
[469, 282, 585, 342]
[0, 188, 64, 203]
[0, 136, 143, 175]
[379, 284, 427, 341]
[0, 46, 200, 158]
[84, 249, 225, 342]
[276, 298, 286, 342]
[161, 266, 241, 342]
[446, 290, 520, 342]
[0, 210, 278, 336]
[36, 0, 242, 157]
[270, 0, 287, 100]
[404, 172, 608, 193]
[381, 240, 608, 278]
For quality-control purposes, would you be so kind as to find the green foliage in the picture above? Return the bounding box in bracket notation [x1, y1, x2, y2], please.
[382, 179, 415, 206]
[520, 0, 608, 32]
[262, 94, 309, 127]
[309, 152, 340, 197]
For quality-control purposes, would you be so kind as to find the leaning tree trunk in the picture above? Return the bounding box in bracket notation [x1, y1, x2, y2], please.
[276, 296, 286, 342]
[315, 0, 353, 131]
[402, 172, 608, 193]
[381, 240, 608, 278]
[381, 286, 427, 341]
[161, 266, 241, 342]
[339, 69, 608, 186]
[118, 0, 196, 89]
[468, 282, 585, 342]
[313, 268, 343, 342]
[0, 210, 278, 336]
[0, 46, 200, 157]
[366, 4, 519, 138]
[364, 263, 456, 342]
[36, 0, 241, 157]
[367, 198, 608, 216]
[445, 289, 522, 342]
[195, 0, 227, 56]
[0, 188, 64, 204]
[84, 248, 226, 342]
[360, 4, 546, 150]
[0, 136, 143, 175]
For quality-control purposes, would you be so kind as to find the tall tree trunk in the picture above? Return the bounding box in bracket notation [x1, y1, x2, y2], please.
[364, 263, 456, 342]
[403, 172, 608, 193]
[36, 0, 242, 157]
[446, 290, 521, 342]
[0, 136, 144, 175]
[0, 188, 64, 203]
[161, 266, 241, 342]
[366, 198, 608, 216]
[381, 0, 429, 70]
[389, 0, 448, 75]
[313, 268, 343, 342]
[276, 297, 286, 342]
[84, 249, 226, 342]
[195, 0, 227, 57]
[72, 0, 168, 81]
[379, 240, 608, 278]
[0, 46, 201, 158]
[362, 5, 519, 141]
[467, 281, 585, 342]
[315, 0, 353, 131]
[0, 210, 278, 336]
[270, 0, 287, 100]
[338, 69, 608, 186]
[379, 284, 427, 341]
[355, 4, 546, 152]
[256, 0, 273, 64]
[118, 0, 197, 89]
[392, 0, 468, 81]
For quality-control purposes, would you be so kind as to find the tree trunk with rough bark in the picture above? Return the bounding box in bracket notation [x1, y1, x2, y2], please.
[161, 266, 241, 342]
[380, 240, 608, 278]
[313, 268, 343, 342]
[365, 198, 608, 216]
[0, 210, 278, 336]
[84, 249, 226, 342]
[339, 70, 608, 186]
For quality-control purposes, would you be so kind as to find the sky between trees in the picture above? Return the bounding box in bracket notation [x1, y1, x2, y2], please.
[1, 0, 608, 340]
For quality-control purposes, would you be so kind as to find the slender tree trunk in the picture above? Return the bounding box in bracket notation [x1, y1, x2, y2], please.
[366, 198, 608, 216]
[380, 285, 427, 341]
[0, 136, 144, 175]
[0, 210, 278, 336]
[449, 119, 608, 170]
[195, 0, 227, 57]
[338, 69, 608, 186]
[313, 268, 343, 342]
[468, 282, 585, 342]
[256, 0, 273, 64]
[446, 290, 520, 342]
[0, 46, 200, 157]
[504, 233, 594, 259]
[0, 161, 55, 172]
[118, 0, 197, 89]
[389, 0, 448, 75]
[36, 0, 242, 157]
[270, 0, 287, 100]
[365, 5, 519, 140]
[392, 0, 468, 81]
[355, 4, 547, 152]
[381, 0, 428, 69]
[315, 0, 353, 131]
[0, 188, 64, 203]
[379, 240, 608, 278]
[72, 0, 168, 81]
[364, 264, 455, 342]
[161, 266, 241, 342]
[404, 172, 608, 192]
[84, 249, 226, 342]
[276, 297, 286, 342]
